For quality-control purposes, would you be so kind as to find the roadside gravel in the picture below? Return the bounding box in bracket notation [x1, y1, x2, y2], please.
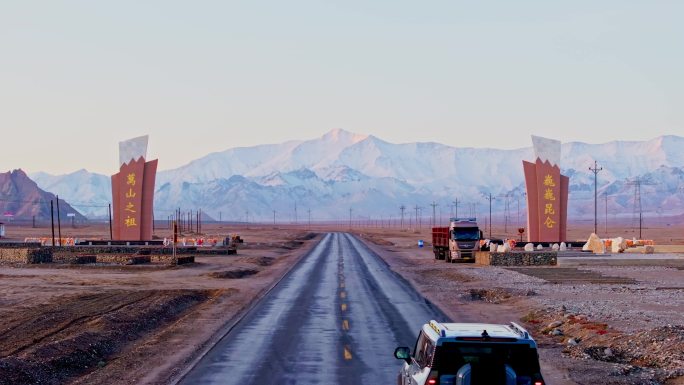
[361, 233, 684, 385]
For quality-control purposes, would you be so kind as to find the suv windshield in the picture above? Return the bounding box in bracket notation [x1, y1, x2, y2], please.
[452, 228, 480, 241]
[432, 342, 541, 381]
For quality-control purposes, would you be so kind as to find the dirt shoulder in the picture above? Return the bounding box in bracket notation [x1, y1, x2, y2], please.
[357, 230, 684, 385]
[0, 290, 212, 385]
[0, 227, 320, 385]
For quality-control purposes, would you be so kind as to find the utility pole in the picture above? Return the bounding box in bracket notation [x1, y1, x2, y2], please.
[294, 202, 297, 224]
[604, 192, 608, 235]
[430, 201, 438, 227]
[349, 208, 353, 229]
[504, 192, 511, 235]
[414, 205, 420, 229]
[273, 210, 276, 225]
[589, 160, 603, 235]
[498, 192, 513, 234]
[482, 193, 495, 238]
[452, 198, 458, 219]
[308, 209, 311, 229]
[626, 177, 655, 239]
[108, 203, 113, 240]
[635, 177, 642, 239]
[50, 200, 56, 247]
[56, 195, 62, 247]
[400, 205, 406, 229]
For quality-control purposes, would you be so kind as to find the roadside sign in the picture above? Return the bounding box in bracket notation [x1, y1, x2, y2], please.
[418, 240, 424, 248]
[67, 213, 76, 217]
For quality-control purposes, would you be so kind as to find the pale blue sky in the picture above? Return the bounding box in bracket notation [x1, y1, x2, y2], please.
[1, 1, 682, 175]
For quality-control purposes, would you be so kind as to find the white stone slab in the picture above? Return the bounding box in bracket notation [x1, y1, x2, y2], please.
[531, 135, 561, 167]
[119, 135, 149, 167]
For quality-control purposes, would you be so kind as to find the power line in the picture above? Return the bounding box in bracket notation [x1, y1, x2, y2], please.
[399, 205, 406, 229]
[482, 193, 495, 238]
[414, 205, 421, 229]
[498, 192, 513, 234]
[430, 201, 438, 227]
[625, 176, 656, 239]
[589, 160, 603, 235]
[604, 191, 609, 235]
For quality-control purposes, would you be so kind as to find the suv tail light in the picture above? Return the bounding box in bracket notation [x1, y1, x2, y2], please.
[427, 370, 438, 384]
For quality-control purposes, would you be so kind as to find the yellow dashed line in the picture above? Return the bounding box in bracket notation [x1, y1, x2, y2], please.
[339, 259, 352, 361]
[343, 345, 353, 360]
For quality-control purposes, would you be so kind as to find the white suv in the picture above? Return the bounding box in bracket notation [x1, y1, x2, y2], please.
[394, 320, 545, 385]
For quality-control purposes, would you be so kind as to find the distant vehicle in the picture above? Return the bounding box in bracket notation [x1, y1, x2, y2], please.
[432, 218, 482, 262]
[394, 320, 545, 385]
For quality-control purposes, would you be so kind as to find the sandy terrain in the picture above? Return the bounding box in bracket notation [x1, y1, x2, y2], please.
[0, 225, 320, 385]
[1, 221, 683, 384]
[357, 227, 684, 385]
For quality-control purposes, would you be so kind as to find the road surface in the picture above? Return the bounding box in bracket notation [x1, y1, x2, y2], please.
[180, 232, 448, 384]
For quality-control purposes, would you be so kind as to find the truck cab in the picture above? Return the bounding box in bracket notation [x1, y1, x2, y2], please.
[448, 219, 482, 261]
[394, 320, 545, 385]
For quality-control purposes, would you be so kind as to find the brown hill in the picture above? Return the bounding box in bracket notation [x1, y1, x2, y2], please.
[0, 169, 85, 221]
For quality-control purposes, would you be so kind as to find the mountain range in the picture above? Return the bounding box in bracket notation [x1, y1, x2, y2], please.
[27, 129, 684, 223]
[0, 170, 86, 221]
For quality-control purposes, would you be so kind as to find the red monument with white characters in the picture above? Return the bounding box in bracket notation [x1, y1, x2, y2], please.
[111, 136, 157, 240]
[522, 136, 569, 243]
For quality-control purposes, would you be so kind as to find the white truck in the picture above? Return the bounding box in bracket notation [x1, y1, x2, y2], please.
[432, 218, 482, 262]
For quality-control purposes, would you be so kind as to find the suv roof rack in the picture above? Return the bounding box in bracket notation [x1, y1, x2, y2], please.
[429, 320, 447, 337]
[508, 322, 530, 339]
[450, 217, 477, 222]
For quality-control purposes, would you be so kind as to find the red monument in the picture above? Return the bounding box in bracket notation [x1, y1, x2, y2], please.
[111, 136, 157, 240]
[523, 136, 569, 243]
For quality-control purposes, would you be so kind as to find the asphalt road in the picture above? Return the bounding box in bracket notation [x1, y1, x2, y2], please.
[180, 232, 448, 385]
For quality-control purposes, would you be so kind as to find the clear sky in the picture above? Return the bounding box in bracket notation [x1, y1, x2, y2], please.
[1, 1, 682, 175]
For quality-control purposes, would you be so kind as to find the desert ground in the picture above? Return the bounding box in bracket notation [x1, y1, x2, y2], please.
[0, 220, 683, 384]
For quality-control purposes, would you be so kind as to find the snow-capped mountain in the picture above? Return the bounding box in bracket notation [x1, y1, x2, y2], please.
[29, 129, 684, 221]
[31, 169, 112, 217]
